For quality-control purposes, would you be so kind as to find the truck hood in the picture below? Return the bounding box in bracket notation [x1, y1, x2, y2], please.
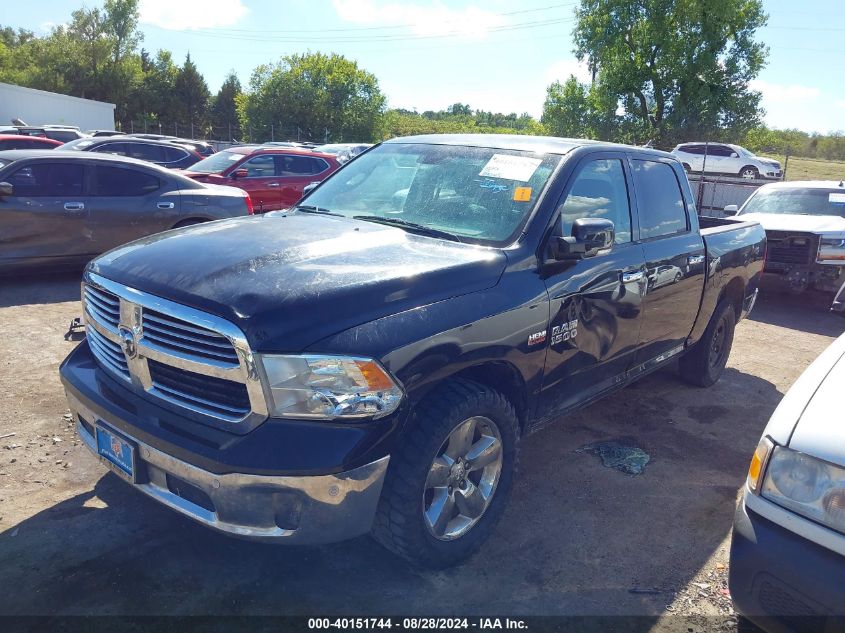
[737, 212, 845, 234]
[788, 338, 845, 468]
[761, 334, 845, 468]
[88, 213, 507, 351]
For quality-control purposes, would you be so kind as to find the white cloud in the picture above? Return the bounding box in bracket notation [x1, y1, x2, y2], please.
[545, 59, 592, 85]
[749, 79, 820, 103]
[332, 0, 507, 39]
[139, 0, 248, 30]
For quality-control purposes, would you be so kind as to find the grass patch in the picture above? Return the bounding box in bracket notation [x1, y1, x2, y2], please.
[761, 154, 845, 182]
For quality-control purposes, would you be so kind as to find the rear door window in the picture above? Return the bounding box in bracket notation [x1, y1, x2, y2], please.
[277, 154, 320, 176]
[93, 166, 160, 196]
[631, 160, 689, 239]
[163, 146, 188, 163]
[7, 162, 85, 196]
[127, 143, 165, 163]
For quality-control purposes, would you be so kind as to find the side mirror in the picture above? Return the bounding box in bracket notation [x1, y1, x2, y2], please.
[723, 204, 739, 216]
[551, 218, 615, 260]
[302, 181, 320, 196]
[0, 182, 12, 198]
[731, 152, 739, 158]
[231, 168, 248, 179]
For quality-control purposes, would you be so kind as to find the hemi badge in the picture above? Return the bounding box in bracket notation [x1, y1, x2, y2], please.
[528, 330, 547, 346]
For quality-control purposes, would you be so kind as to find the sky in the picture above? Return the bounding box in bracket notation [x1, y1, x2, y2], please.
[5, 0, 845, 133]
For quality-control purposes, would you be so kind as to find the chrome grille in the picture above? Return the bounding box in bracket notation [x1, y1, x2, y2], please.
[142, 309, 240, 366]
[87, 325, 130, 380]
[83, 285, 120, 330]
[81, 273, 268, 432]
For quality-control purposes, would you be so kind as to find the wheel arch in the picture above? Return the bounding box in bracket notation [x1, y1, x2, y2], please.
[719, 275, 746, 320]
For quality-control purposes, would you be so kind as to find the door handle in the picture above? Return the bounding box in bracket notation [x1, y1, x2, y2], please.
[157, 202, 175, 209]
[621, 270, 644, 283]
[267, 183, 280, 187]
[688, 254, 706, 265]
[63, 202, 84, 211]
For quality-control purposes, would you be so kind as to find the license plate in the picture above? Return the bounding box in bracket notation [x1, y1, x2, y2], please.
[95, 424, 136, 482]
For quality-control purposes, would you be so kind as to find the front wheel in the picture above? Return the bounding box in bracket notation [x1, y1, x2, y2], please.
[739, 166, 760, 180]
[372, 379, 519, 568]
[679, 300, 736, 387]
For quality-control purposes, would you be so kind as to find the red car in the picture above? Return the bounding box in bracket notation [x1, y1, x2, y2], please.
[180, 146, 342, 212]
[0, 135, 62, 150]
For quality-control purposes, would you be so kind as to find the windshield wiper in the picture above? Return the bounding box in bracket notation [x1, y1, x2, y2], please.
[295, 204, 343, 217]
[352, 215, 463, 243]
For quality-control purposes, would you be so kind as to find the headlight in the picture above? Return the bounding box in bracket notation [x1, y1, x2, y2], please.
[259, 354, 403, 420]
[818, 237, 845, 261]
[761, 446, 845, 533]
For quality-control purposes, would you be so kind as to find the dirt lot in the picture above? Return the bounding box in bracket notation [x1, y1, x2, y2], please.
[0, 273, 842, 627]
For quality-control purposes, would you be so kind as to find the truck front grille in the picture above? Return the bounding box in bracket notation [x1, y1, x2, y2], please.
[765, 231, 817, 266]
[81, 274, 268, 432]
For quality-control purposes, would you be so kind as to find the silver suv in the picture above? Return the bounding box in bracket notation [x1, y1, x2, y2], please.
[672, 143, 782, 180]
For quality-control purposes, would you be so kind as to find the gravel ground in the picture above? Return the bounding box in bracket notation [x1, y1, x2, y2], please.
[0, 273, 842, 629]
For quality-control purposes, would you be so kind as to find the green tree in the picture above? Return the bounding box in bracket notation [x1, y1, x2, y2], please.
[174, 53, 210, 135]
[572, 0, 768, 145]
[238, 52, 385, 142]
[209, 71, 242, 140]
[542, 76, 590, 138]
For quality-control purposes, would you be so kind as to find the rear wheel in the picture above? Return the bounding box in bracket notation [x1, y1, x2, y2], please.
[679, 300, 736, 387]
[372, 379, 519, 568]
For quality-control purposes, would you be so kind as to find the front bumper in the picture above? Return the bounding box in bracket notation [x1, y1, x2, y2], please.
[730, 496, 845, 632]
[61, 342, 392, 543]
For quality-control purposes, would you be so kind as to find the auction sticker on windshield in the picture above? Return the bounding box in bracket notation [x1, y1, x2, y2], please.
[479, 154, 542, 181]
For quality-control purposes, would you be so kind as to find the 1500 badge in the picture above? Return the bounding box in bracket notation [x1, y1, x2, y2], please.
[551, 320, 578, 345]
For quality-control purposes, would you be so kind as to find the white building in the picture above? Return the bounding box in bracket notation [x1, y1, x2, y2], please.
[0, 82, 115, 131]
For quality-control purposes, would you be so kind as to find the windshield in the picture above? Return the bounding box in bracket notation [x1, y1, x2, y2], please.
[301, 143, 560, 245]
[59, 138, 97, 150]
[740, 187, 845, 217]
[735, 146, 756, 157]
[187, 150, 244, 173]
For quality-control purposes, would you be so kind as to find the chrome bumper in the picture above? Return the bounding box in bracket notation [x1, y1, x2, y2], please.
[68, 391, 389, 544]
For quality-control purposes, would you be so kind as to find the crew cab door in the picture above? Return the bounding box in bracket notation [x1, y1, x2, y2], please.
[234, 154, 281, 212]
[87, 163, 178, 253]
[536, 155, 647, 420]
[0, 159, 95, 267]
[628, 157, 706, 369]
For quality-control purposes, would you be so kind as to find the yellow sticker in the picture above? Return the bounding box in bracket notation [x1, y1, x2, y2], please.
[513, 187, 532, 202]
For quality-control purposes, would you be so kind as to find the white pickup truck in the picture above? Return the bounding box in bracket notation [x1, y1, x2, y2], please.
[727, 180, 845, 293]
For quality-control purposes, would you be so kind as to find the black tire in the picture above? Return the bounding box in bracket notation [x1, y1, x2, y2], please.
[739, 166, 759, 180]
[372, 379, 519, 568]
[173, 218, 207, 229]
[679, 300, 736, 387]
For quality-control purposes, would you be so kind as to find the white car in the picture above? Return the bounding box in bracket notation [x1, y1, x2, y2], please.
[672, 142, 782, 180]
[727, 181, 845, 293]
[730, 332, 845, 628]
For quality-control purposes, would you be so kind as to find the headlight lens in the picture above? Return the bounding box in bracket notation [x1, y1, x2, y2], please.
[259, 354, 403, 420]
[818, 237, 845, 261]
[761, 446, 845, 534]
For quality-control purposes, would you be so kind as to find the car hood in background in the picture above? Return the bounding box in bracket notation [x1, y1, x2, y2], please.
[88, 214, 506, 351]
[737, 212, 845, 234]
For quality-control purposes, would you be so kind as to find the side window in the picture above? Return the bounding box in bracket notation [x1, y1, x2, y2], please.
[558, 158, 632, 244]
[7, 162, 85, 196]
[241, 155, 276, 177]
[631, 160, 689, 240]
[94, 166, 160, 196]
[681, 145, 699, 155]
[97, 142, 127, 156]
[127, 143, 165, 163]
[163, 146, 188, 163]
[277, 154, 318, 176]
[309, 158, 329, 174]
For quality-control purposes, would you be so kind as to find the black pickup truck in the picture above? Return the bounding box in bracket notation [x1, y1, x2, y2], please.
[60, 135, 766, 567]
